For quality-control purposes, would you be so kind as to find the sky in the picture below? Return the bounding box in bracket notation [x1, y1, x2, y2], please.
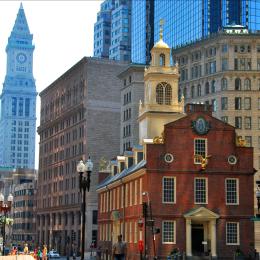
[0, 1, 102, 167]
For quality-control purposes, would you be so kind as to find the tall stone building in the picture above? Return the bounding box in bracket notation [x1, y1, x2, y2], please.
[118, 64, 145, 153]
[36, 57, 127, 254]
[173, 25, 260, 249]
[0, 3, 37, 169]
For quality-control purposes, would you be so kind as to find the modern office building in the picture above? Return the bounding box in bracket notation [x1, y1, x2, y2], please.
[0, 3, 37, 169]
[94, 0, 131, 61]
[132, 0, 260, 64]
[36, 57, 127, 255]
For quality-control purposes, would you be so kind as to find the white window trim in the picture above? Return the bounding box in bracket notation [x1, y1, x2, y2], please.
[225, 178, 239, 205]
[226, 222, 240, 245]
[162, 220, 176, 244]
[162, 176, 176, 204]
[194, 138, 208, 164]
[194, 177, 208, 204]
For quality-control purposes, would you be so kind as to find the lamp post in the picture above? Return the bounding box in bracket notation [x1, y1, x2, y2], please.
[76, 157, 93, 260]
[0, 193, 13, 256]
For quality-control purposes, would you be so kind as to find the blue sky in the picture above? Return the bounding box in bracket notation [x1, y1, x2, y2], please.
[0, 1, 102, 167]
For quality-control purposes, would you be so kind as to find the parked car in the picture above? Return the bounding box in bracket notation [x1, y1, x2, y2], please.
[48, 250, 60, 258]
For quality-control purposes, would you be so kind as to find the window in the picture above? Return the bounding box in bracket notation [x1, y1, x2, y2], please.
[226, 179, 239, 205]
[163, 177, 175, 203]
[160, 54, 165, 66]
[211, 80, 216, 93]
[194, 178, 207, 204]
[258, 98, 260, 110]
[162, 221, 175, 244]
[197, 85, 201, 96]
[156, 82, 172, 105]
[194, 138, 207, 163]
[245, 136, 252, 147]
[205, 82, 209, 94]
[244, 97, 251, 110]
[92, 210, 98, 225]
[235, 97, 242, 110]
[221, 97, 228, 110]
[258, 117, 260, 130]
[244, 79, 251, 90]
[156, 84, 164, 105]
[226, 222, 239, 245]
[244, 117, 251, 129]
[191, 86, 195, 98]
[221, 116, 228, 123]
[222, 58, 228, 71]
[235, 78, 241, 90]
[221, 78, 228, 90]
[235, 117, 242, 129]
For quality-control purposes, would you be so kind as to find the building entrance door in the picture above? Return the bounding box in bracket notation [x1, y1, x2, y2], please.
[192, 224, 204, 255]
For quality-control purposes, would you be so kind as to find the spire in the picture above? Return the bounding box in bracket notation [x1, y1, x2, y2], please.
[153, 18, 169, 49]
[11, 3, 31, 37]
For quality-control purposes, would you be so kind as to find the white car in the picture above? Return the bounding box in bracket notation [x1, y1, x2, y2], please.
[48, 250, 60, 258]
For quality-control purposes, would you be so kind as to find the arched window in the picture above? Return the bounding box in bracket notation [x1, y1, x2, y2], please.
[235, 78, 241, 90]
[244, 78, 251, 90]
[159, 53, 165, 66]
[156, 82, 172, 105]
[156, 84, 164, 104]
[165, 84, 172, 105]
[211, 80, 216, 93]
[197, 84, 201, 96]
[221, 78, 228, 90]
[205, 82, 210, 94]
[191, 86, 195, 98]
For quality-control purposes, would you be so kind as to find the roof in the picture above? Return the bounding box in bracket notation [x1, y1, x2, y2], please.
[97, 160, 146, 190]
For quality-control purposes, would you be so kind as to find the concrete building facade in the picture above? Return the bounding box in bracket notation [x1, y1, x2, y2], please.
[36, 57, 127, 255]
[0, 3, 37, 169]
[118, 64, 145, 153]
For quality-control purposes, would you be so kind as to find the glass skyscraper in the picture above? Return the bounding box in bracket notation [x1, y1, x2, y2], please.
[132, 0, 260, 64]
[93, 0, 131, 61]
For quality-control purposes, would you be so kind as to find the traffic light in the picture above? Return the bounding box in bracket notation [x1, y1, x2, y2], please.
[71, 231, 76, 241]
[154, 227, 160, 234]
[142, 202, 148, 218]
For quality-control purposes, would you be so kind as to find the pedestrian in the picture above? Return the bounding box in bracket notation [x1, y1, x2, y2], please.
[96, 246, 102, 260]
[37, 247, 42, 260]
[112, 234, 127, 260]
[24, 243, 29, 255]
[42, 245, 47, 260]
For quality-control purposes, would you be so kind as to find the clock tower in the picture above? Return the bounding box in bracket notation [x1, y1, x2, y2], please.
[138, 20, 185, 143]
[0, 3, 37, 169]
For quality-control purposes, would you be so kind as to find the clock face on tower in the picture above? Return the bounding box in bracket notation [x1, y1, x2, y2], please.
[16, 52, 27, 64]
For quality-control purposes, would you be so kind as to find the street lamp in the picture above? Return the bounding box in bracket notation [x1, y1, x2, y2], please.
[0, 193, 13, 256]
[76, 157, 93, 260]
[142, 192, 158, 260]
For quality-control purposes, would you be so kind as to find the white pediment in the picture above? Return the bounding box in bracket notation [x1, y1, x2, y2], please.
[184, 207, 220, 219]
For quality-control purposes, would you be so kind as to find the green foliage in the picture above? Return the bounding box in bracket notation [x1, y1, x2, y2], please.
[0, 216, 13, 225]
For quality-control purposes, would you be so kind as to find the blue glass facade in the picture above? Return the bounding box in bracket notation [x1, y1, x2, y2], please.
[0, 4, 37, 169]
[132, 0, 260, 64]
[93, 0, 131, 61]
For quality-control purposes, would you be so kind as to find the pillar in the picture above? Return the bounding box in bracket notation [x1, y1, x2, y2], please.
[210, 220, 217, 257]
[186, 219, 192, 256]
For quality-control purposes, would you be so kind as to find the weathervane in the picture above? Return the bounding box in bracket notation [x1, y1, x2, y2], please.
[159, 19, 164, 40]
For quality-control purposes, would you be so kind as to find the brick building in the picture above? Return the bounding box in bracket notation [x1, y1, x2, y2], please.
[97, 29, 255, 259]
[97, 103, 255, 259]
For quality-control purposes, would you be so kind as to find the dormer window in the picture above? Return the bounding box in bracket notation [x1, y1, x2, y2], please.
[159, 53, 165, 66]
[120, 162, 125, 171]
[156, 82, 172, 105]
[113, 165, 118, 175]
[128, 157, 133, 168]
[137, 152, 143, 163]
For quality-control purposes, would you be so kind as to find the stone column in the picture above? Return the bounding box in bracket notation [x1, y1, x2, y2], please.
[210, 219, 217, 257]
[186, 218, 192, 257]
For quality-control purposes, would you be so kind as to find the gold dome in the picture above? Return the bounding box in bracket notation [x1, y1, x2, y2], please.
[154, 39, 169, 49]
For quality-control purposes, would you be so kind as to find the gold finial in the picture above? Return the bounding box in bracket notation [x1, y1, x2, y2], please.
[159, 19, 164, 40]
[153, 131, 165, 144]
